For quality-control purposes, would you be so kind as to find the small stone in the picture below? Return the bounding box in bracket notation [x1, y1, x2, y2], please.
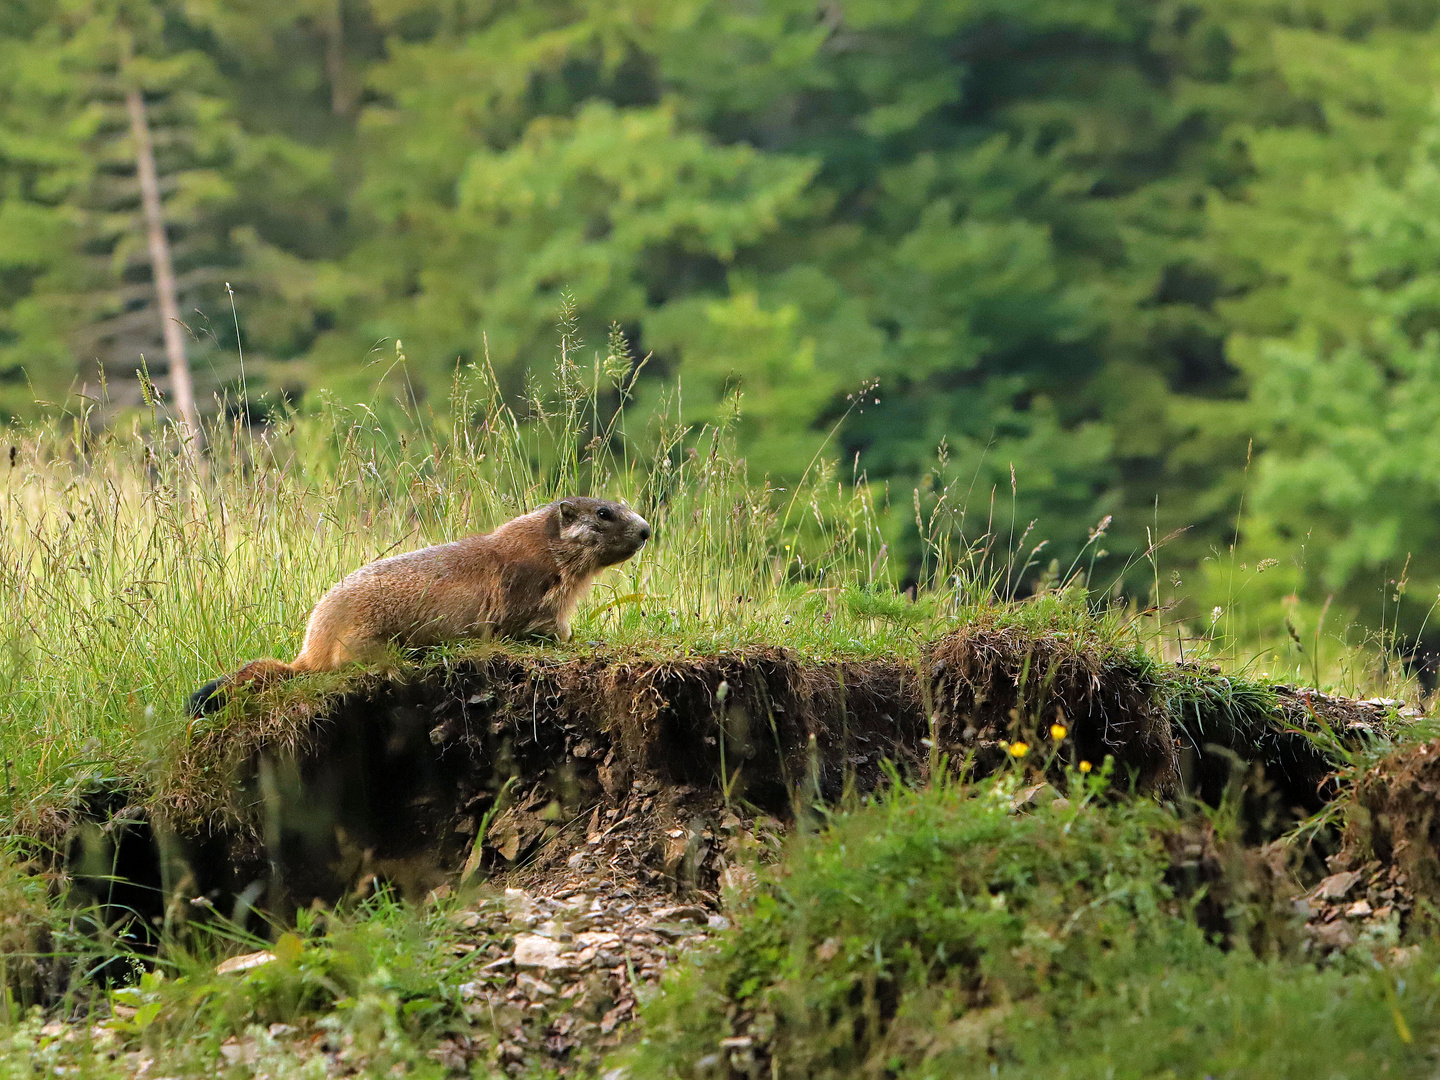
[1346, 899, 1373, 918]
[516, 973, 556, 997]
[600, 1002, 633, 1034]
[216, 950, 276, 975]
[426, 883, 453, 904]
[652, 905, 708, 924]
[1315, 870, 1363, 901]
[513, 933, 576, 972]
[1311, 919, 1356, 950]
[707, 914, 731, 931]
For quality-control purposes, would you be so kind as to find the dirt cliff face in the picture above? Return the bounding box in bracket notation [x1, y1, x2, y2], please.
[59, 630, 1391, 926]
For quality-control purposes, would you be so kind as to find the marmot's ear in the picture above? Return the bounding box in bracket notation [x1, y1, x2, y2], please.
[557, 499, 580, 524]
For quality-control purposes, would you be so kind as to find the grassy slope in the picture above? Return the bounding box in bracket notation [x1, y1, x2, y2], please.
[0, 360, 1168, 830]
[0, 366, 1432, 1077]
[625, 776, 1440, 1080]
[2, 773, 1436, 1078]
[0, 368, 1405, 832]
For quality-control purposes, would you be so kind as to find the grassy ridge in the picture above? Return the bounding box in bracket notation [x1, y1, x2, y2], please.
[0, 347, 1158, 826]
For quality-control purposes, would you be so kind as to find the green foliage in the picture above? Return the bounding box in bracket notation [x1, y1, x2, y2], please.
[627, 769, 1187, 1076]
[625, 773, 1440, 1078]
[1184, 0, 1440, 637]
[122, 896, 464, 1047]
[0, 0, 1254, 584]
[11, 0, 1440, 645]
[0, 889, 478, 1078]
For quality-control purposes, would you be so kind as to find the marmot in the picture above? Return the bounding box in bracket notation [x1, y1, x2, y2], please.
[189, 497, 650, 716]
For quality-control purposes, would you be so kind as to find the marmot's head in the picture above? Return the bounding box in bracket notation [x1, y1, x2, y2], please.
[550, 496, 652, 569]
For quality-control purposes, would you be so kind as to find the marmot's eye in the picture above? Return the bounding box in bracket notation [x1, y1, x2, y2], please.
[596, 506, 614, 521]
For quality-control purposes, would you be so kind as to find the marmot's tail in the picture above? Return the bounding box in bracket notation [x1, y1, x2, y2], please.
[187, 658, 297, 717]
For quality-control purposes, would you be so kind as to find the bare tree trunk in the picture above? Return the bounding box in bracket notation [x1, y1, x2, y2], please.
[325, 0, 354, 116]
[125, 83, 202, 449]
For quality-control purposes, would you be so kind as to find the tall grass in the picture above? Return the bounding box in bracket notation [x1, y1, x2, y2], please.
[0, 325, 1128, 823]
[0, 318, 1410, 824]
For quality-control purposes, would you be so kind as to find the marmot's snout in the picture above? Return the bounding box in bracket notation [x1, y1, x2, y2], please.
[556, 496, 653, 567]
[610, 506, 652, 562]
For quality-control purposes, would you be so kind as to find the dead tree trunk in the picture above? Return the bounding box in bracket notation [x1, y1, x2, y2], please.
[125, 84, 202, 449]
[325, 0, 355, 116]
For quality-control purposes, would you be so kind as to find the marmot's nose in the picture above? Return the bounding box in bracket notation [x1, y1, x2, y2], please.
[638, 524, 652, 542]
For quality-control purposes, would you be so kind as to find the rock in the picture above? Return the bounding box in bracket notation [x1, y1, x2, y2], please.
[516, 974, 556, 997]
[600, 1002, 632, 1034]
[216, 950, 276, 975]
[651, 905, 708, 924]
[513, 933, 576, 972]
[1315, 870, 1363, 900]
[1310, 919, 1356, 950]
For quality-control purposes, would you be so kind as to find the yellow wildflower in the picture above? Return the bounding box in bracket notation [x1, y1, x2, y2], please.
[1079, 760, 1092, 773]
[1008, 742, 1029, 759]
[1050, 723, 1068, 741]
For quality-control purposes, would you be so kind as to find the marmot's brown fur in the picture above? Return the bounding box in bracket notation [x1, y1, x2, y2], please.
[189, 497, 650, 715]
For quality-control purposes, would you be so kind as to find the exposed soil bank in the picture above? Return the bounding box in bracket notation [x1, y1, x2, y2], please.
[61, 629, 1410, 947]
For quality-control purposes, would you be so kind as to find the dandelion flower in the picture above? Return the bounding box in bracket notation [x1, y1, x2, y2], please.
[1079, 760, 1093, 773]
[1008, 742, 1029, 759]
[1050, 723, 1067, 741]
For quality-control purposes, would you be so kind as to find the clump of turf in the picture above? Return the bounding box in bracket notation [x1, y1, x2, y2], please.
[0, 847, 65, 1009]
[625, 767, 1183, 1076]
[622, 770, 1440, 1078]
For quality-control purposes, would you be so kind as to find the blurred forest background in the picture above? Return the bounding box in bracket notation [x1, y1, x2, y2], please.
[3, 0, 1440, 647]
